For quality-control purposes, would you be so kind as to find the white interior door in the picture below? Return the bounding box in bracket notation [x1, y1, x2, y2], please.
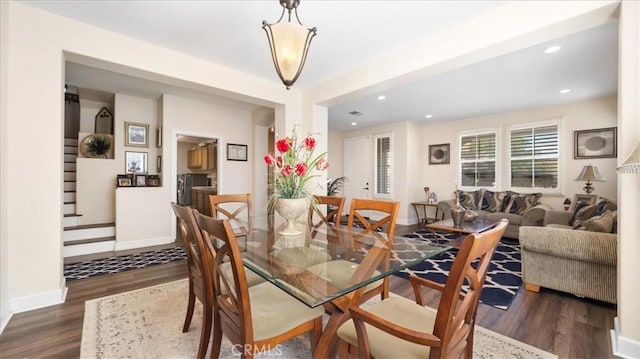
[344, 136, 372, 211]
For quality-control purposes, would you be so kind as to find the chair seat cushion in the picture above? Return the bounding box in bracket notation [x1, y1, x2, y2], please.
[306, 259, 383, 293]
[249, 282, 325, 341]
[337, 296, 437, 359]
[220, 262, 265, 293]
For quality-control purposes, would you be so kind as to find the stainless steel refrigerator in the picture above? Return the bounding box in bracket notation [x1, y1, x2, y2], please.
[177, 173, 209, 206]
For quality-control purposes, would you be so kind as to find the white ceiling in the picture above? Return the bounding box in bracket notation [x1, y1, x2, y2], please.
[24, 1, 618, 132]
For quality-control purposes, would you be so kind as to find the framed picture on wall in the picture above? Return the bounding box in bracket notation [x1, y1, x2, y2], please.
[125, 122, 149, 147]
[574, 127, 617, 159]
[125, 151, 147, 173]
[428, 143, 450, 165]
[227, 143, 248, 161]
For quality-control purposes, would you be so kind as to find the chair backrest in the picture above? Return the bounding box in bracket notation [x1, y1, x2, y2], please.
[193, 211, 254, 344]
[209, 193, 252, 220]
[171, 202, 214, 299]
[432, 219, 508, 358]
[347, 198, 400, 244]
[309, 195, 346, 230]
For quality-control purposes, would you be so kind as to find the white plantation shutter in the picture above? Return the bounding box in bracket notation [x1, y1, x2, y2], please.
[510, 125, 559, 189]
[460, 132, 496, 187]
[375, 134, 391, 195]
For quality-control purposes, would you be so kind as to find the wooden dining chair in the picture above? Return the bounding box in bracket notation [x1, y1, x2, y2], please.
[209, 193, 252, 220]
[308, 195, 346, 231]
[171, 202, 214, 359]
[193, 211, 325, 359]
[336, 219, 509, 359]
[305, 198, 400, 311]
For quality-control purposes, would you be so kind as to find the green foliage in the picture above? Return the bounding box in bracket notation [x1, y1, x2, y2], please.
[327, 176, 347, 196]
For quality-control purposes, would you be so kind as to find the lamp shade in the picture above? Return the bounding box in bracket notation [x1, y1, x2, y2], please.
[575, 164, 606, 182]
[263, 0, 316, 89]
[617, 141, 640, 174]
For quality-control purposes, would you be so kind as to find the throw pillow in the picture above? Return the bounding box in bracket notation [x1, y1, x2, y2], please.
[505, 192, 542, 215]
[498, 191, 517, 212]
[577, 210, 614, 233]
[456, 190, 480, 210]
[571, 204, 596, 228]
[478, 189, 510, 212]
[592, 197, 617, 217]
[569, 200, 592, 226]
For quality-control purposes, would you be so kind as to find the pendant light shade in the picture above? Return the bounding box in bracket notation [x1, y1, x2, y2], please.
[263, 0, 316, 89]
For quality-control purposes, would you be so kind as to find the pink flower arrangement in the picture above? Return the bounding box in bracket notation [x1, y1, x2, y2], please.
[264, 126, 329, 202]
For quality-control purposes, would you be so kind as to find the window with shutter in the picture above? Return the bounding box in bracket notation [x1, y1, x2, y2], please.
[459, 132, 497, 188]
[375, 134, 391, 196]
[510, 124, 559, 189]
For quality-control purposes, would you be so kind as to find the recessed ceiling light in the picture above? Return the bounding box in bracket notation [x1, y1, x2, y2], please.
[425, 114, 433, 118]
[544, 45, 562, 54]
[377, 95, 386, 101]
[559, 89, 571, 94]
[351, 122, 357, 126]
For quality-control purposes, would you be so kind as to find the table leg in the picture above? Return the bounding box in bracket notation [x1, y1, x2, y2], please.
[312, 309, 350, 359]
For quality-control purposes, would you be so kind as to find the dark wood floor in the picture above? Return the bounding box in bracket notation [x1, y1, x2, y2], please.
[0, 224, 617, 359]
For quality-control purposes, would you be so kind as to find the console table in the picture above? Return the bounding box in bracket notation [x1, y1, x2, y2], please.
[411, 201, 443, 224]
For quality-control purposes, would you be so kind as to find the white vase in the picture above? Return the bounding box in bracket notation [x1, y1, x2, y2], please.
[274, 197, 310, 236]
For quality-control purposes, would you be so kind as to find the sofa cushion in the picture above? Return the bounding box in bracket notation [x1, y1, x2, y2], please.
[592, 197, 617, 217]
[571, 204, 596, 228]
[486, 212, 521, 226]
[456, 190, 480, 210]
[505, 192, 542, 215]
[577, 210, 614, 233]
[569, 200, 592, 226]
[478, 189, 510, 212]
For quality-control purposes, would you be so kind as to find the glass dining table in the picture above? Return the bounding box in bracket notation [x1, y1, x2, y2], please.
[219, 215, 451, 358]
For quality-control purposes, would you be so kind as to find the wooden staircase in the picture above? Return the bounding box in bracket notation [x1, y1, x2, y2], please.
[63, 138, 115, 257]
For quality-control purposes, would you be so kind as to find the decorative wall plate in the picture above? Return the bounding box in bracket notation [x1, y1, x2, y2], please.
[80, 134, 113, 158]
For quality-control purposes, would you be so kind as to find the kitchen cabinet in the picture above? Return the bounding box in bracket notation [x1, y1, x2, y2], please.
[191, 186, 217, 216]
[187, 143, 216, 171]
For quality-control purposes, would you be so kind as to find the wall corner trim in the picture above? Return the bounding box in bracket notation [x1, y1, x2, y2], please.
[0, 301, 13, 335]
[610, 317, 640, 359]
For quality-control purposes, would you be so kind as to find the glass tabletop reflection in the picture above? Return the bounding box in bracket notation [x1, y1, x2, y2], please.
[216, 216, 450, 307]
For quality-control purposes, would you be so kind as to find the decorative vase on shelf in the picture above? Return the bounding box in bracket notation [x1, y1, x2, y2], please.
[274, 197, 310, 236]
[450, 191, 466, 227]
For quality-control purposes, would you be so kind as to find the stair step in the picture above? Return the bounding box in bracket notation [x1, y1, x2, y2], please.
[64, 146, 78, 155]
[64, 154, 77, 162]
[63, 239, 116, 257]
[64, 172, 76, 181]
[63, 213, 82, 217]
[64, 182, 76, 191]
[63, 224, 115, 241]
[64, 223, 115, 231]
[63, 215, 78, 227]
[63, 162, 76, 171]
[63, 192, 76, 202]
[63, 203, 76, 215]
[64, 235, 115, 246]
[64, 138, 79, 146]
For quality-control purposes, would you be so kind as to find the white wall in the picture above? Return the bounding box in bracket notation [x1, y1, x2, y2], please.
[0, 0, 11, 333]
[0, 1, 296, 321]
[422, 96, 618, 211]
[327, 130, 345, 185]
[79, 97, 112, 134]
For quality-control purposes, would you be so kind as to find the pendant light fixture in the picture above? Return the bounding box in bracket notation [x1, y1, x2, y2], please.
[262, 0, 317, 90]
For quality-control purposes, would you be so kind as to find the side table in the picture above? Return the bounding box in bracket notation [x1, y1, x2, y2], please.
[411, 201, 443, 224]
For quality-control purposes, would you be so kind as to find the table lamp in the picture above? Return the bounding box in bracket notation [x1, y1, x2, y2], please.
[575, 164, 606, 194]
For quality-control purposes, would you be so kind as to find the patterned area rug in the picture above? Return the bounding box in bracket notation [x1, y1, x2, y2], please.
[64, 247, 186, 281]
[398, 230, 522, 310]
[81, 279, 557, 358]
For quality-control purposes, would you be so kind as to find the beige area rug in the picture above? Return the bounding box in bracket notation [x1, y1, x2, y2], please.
[81, 279, 557, 359]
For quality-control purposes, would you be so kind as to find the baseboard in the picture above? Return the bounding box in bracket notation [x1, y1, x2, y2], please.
[0, 301, 12, 335]
[9, 286, 67, 315]
[115, 236, 173, 251]
[610, 317, 640, 359]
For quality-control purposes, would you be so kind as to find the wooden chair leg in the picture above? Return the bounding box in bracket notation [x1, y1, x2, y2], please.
[197, 305, 212, 359]
[209, 313, 222, 359]
[183, 283, 196, 332]
[310, 317, 323, 351]
[524, 283, 540, 292]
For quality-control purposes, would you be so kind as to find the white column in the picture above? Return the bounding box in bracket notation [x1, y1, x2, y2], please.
[612, 1, 640, 358]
